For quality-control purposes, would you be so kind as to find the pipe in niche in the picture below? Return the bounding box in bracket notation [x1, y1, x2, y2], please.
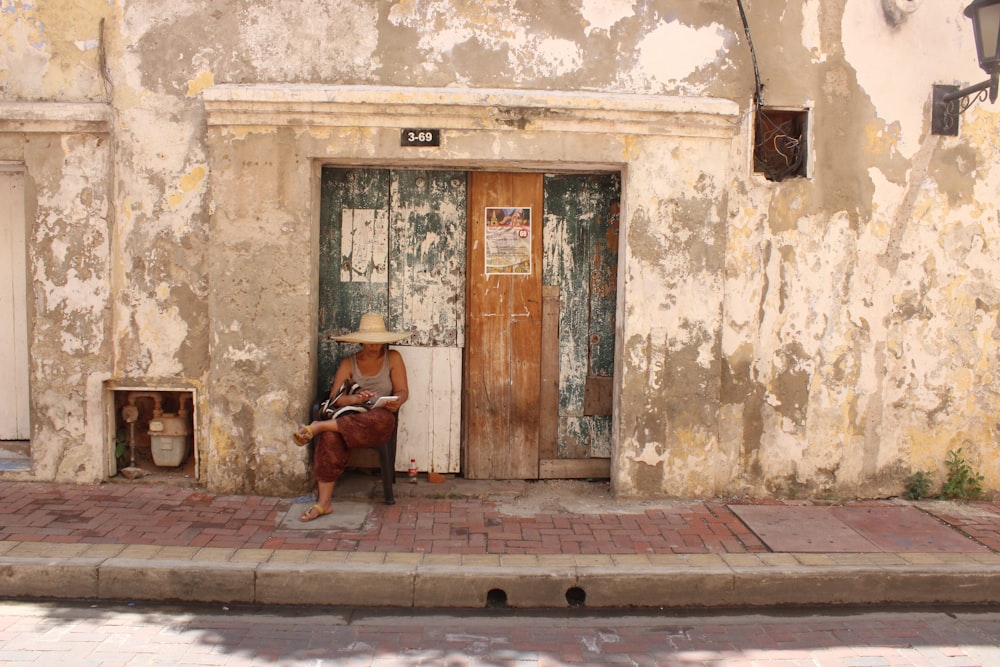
[127, 392, 163, 418]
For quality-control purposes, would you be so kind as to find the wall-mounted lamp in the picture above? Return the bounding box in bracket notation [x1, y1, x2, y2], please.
[932, 0, 1000, 135]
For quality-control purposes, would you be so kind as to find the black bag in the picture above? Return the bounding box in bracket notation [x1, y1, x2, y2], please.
[319, 379, 367, 420]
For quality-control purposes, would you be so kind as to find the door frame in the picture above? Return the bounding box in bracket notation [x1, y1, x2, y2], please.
[319, 166, 621, 481]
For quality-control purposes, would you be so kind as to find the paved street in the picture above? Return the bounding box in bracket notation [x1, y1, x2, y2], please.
[2, 600, 1000, 665]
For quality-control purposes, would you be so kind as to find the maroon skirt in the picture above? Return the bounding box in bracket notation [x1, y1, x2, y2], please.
[312, 408, 396, 483]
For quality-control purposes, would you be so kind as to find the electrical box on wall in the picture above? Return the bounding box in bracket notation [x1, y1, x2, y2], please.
[754, 106, 810, 182]
[109, 387, 197, 483]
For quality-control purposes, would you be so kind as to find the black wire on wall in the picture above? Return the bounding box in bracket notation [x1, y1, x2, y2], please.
[737, 0, 806, 182]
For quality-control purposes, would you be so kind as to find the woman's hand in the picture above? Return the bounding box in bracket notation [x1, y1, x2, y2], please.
[383, 398, 401, 413]
[355, 390, 377, 405]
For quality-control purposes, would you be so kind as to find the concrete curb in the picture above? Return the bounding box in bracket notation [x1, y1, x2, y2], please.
[3, 545, 1000, 609]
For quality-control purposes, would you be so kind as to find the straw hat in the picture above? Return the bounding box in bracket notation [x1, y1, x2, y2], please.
[333, 313, 411, 344]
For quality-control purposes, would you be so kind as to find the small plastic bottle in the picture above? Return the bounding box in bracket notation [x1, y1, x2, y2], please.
[408, 458, 418, 484]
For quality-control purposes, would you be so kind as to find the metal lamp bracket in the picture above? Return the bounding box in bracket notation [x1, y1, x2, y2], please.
[932, 77, 997, 135]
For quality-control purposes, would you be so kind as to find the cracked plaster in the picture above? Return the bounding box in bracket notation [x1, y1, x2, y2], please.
[2, 0, 999, 499]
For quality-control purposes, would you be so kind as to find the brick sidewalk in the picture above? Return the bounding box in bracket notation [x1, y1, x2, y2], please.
[0, 481, 768, 554]
[912, 500, 1000, 551]
[3, 479, 1000, 609]
[3, 478, 1000, 556]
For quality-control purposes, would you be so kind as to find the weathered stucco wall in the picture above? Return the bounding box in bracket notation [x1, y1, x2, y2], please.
[0, 104, 113, 483]
[2, 0, 999, 499]
[204, 125, 316, 495]
[722, 0, 1000, 498]
[616, 134, 733, 497]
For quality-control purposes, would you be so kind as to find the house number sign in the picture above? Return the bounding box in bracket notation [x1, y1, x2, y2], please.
[400, 129, 441, 147]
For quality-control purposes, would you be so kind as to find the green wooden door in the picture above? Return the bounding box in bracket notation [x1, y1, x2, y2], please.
[318, 168, 466, 395]
[541, 173, 620, 474]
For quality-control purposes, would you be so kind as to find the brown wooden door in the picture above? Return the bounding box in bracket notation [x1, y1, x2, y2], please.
[464, 172, 543, 479]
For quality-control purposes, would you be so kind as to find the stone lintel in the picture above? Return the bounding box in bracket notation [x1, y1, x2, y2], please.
[0, 102, 112, 134]
[203, 85, 741, 138]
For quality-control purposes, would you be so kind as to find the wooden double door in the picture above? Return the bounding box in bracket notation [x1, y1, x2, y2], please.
[320, 168, 619, 480]
[464, 173, 544, 479]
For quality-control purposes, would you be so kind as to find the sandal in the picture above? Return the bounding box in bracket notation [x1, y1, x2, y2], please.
[299, 503, 332, 522]
[292, 425, 314, 446]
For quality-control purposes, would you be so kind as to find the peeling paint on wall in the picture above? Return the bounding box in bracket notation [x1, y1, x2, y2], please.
[843, 0, 980, 157]
[4, 0, 1000, 500]
[635, 21, 729, 93]
[579, 0, 633, 35]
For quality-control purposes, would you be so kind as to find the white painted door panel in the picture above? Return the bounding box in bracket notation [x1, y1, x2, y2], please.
[0, 169, 30, 441]
[395, 347, 461, 473]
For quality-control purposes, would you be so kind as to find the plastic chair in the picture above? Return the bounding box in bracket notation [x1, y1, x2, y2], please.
[310, 398, 398, 505]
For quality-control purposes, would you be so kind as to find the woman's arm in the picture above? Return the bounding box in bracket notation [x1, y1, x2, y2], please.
[329, 357, 371, 407]
[386, 349, 409, 412]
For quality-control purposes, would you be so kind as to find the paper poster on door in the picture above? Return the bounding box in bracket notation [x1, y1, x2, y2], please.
[484, 207, 532, 275]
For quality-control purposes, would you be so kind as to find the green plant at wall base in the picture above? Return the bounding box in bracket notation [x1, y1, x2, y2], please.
[940, 448, 984, 500]
[115, 428, 128, 460]
[902, 470, 933, 500]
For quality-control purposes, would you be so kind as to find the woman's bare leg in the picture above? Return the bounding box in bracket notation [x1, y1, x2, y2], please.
[293, 418, 340, 445]
[300, 481, 335, 521]
[308, 419, 341, 435]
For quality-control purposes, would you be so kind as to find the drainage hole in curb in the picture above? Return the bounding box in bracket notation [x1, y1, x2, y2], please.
[486, 588, 508, 608]
[566, 586, 586, 607]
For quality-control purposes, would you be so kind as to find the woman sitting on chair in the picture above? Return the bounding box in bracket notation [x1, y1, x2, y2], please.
[293, 313, 409, 522]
